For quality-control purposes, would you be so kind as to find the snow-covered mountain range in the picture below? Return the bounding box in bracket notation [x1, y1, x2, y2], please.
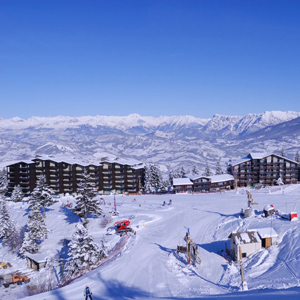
[1, 111, 300, 173]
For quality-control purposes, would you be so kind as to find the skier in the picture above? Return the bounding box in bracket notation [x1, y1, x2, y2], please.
[84, 286, 93, 300]
[162, 201, 166, 206]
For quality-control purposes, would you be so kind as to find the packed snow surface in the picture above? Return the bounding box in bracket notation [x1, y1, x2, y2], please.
[2, 185, 300, 299]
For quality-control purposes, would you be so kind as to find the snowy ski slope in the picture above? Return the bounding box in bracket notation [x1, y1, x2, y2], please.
[2, 185, 300, 299]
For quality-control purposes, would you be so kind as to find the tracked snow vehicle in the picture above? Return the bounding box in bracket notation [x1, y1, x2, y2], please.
[107, 220, 136, 235]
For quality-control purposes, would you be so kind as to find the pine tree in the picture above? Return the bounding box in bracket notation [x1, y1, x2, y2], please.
[151, 164, 163, 190]
[295, 151, 300, 163]
[215, 159, 224, 175]
[67, 223, 105, 275]
[168, 169, 174, 184]
[6, 224, 24, 253]
[203, 161, 213, 176]
[144, 164, 152, 193]
[179, 166, 186, 177]
[226, 159, 232, 174]
[29, 175, 55, 217]
[0, 199, 12, 239]
[75, 170, 102, 225]
[191, 165, 200, 175]
[20, 203, 48, 255]
[11, 185, 24, 202]
[280, 148, 286, 157]
[0, 168, 8, 196]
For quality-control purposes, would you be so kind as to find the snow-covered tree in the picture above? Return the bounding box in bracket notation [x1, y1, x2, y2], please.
[75, 170, 102, 225]
[67, 223, 106, 275]
[203, 161, 213, 177]
[276, 175, 284, 185]
[20, 203, 48, 255]
[6, 224, 24, 253]
[191, 165, 200, 175]
[29, 174, 55, 217]
[226, 159, 232, 174]
[295, 151, 300, 163]
[0, 168, 8, 196]
[179, 166, 187, 177]
[0, 199, 12, 239]
[11, 185, 24, 202]
[144, 164, 152, 192]
[280, 148, 286, 157]
[168, 168, 181, 183]
[150, 164, 163, 190]
[144, 163, 163, 192]
[215, 159, 224, 175]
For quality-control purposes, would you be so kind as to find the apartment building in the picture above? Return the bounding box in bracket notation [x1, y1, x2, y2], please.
[7, 156, 144, 196]
[230, 153, 299, 187]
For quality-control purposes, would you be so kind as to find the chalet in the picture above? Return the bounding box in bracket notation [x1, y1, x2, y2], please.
[228, 230, 261, 260]
[228, 228, 278, 260]
[191, 174, 234, 192]
[230, 152, 299, 187]
[172, 178, 193, 193]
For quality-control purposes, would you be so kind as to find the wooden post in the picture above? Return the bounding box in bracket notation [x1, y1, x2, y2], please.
[239, 247, 244, 282]
[61, 259, 64, 283]
[186, 231, 191, 264]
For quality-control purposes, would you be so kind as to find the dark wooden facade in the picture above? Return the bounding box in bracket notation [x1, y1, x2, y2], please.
[7, 158, 144, 196]
[230, 153, 299, 187]
[192, 175, 234, 192]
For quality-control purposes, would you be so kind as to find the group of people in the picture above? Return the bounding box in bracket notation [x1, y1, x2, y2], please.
[162, 199, 172, 206]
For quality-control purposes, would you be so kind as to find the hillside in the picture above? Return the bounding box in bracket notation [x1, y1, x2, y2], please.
[1, 185, 300, 299]
[0, 111, 300, 173]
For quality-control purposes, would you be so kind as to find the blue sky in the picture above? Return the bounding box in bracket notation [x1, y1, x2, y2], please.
[1, 0, 299, 119]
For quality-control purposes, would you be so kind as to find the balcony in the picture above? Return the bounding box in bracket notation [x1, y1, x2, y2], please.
[103, 185, 112, 189]
[19, 170, 29, 175]
[127, 184, 136, 188]
[103, 170, 112, 175]
[115, 180, 124, 184]
[115, 185, 125, 188]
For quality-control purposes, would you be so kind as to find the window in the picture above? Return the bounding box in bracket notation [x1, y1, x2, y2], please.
[242, 253, 247, 258]
[273, 157, 278, 163]
[267, 156, 271, 163]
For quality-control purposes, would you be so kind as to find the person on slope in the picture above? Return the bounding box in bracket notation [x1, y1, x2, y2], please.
[84, 286, 93, 300]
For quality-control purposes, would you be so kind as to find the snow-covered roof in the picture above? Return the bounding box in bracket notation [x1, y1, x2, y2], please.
[189, 174, 209, 181]
[33, 155, 96, 166]
[209, 174, 235, 183]
[189, 174, 234, 183]
[231, 152, 299, 166]
[256, 228, 278, 239]
[229, 231, 261, 245]
[248, 152, 270, 159]
[8, 155, 144, 169]
[7, 159, 35, 166]
[173, 178, 193, 186]
[26, 253, 48, 263]
[230, 158, 251, 166]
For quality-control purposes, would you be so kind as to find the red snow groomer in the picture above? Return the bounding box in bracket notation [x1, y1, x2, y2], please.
[107, 220, 136, 235]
